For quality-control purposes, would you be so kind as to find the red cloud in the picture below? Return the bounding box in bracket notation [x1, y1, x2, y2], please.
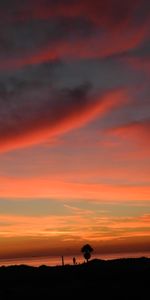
[120, 56, 150, 74]
[0, 21, 148, 71]
[109, 119, 150, 146]
[0, 0, 149, 70]
[0, 0, 143, 27]
[0, 88, 128, 152]
[40, 0, 140, 34]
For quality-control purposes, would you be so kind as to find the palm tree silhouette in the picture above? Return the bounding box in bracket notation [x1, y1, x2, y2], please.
[81, 244, 93, 263]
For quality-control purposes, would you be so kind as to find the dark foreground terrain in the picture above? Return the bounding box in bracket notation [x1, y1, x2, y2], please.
[0, 257, 150, 299]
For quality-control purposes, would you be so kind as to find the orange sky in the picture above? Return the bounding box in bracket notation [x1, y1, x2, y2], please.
[0, 0, 150, 264]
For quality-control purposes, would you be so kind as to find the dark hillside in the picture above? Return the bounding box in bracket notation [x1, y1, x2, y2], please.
[0, 257, 149, 299]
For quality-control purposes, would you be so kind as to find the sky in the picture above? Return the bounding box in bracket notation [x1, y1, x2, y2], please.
[0, 0, 150, 263]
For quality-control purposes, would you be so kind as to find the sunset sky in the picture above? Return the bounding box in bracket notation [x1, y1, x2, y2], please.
[0, 0, 150, 263]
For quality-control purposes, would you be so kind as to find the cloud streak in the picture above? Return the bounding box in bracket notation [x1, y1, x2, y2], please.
[0, 0, 149, 70]
[0, 206, 150, 259]
[0, 86, 127, 152]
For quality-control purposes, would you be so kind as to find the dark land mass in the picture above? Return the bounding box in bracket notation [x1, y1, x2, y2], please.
[0, 257, 150, 299]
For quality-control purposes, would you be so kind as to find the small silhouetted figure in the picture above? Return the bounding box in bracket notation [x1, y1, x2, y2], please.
[73, 257, 76, 265]
[61, 256, 64, 266]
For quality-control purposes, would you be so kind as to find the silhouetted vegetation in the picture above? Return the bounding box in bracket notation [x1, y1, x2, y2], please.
[0, 257, 149, 299]
[81, 244, 93, 262]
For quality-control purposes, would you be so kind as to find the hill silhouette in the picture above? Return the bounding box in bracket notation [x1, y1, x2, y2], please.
[0, 257, 149, 299]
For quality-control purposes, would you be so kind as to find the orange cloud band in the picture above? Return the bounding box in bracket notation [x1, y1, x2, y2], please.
[0, 175, 149, 201]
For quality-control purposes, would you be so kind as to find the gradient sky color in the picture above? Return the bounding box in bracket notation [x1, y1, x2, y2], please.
[0, 0, 150, 263]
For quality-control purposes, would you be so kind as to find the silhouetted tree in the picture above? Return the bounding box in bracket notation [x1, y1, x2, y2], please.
[81, 244, 93, 263]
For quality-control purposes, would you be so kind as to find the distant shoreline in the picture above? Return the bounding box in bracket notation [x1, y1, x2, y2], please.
[0, 251, 150, 267]
[0, 254, 150, 268]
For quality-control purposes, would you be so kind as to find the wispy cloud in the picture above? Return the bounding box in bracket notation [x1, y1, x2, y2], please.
[0, 207, 150, 258]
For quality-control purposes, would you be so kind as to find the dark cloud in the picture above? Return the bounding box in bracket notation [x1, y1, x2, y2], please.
[0, 17, 93, 57]
[0, 63, 127, 152]
[0, 0, 149, 70]
[0, 0, 149, 152]
[0, 60, 61, 103]
[0, 0, 147, 26]
[0, 79, 95, 150]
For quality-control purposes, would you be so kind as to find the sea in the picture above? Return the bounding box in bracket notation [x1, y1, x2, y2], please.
[0, 252, 150, 267]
